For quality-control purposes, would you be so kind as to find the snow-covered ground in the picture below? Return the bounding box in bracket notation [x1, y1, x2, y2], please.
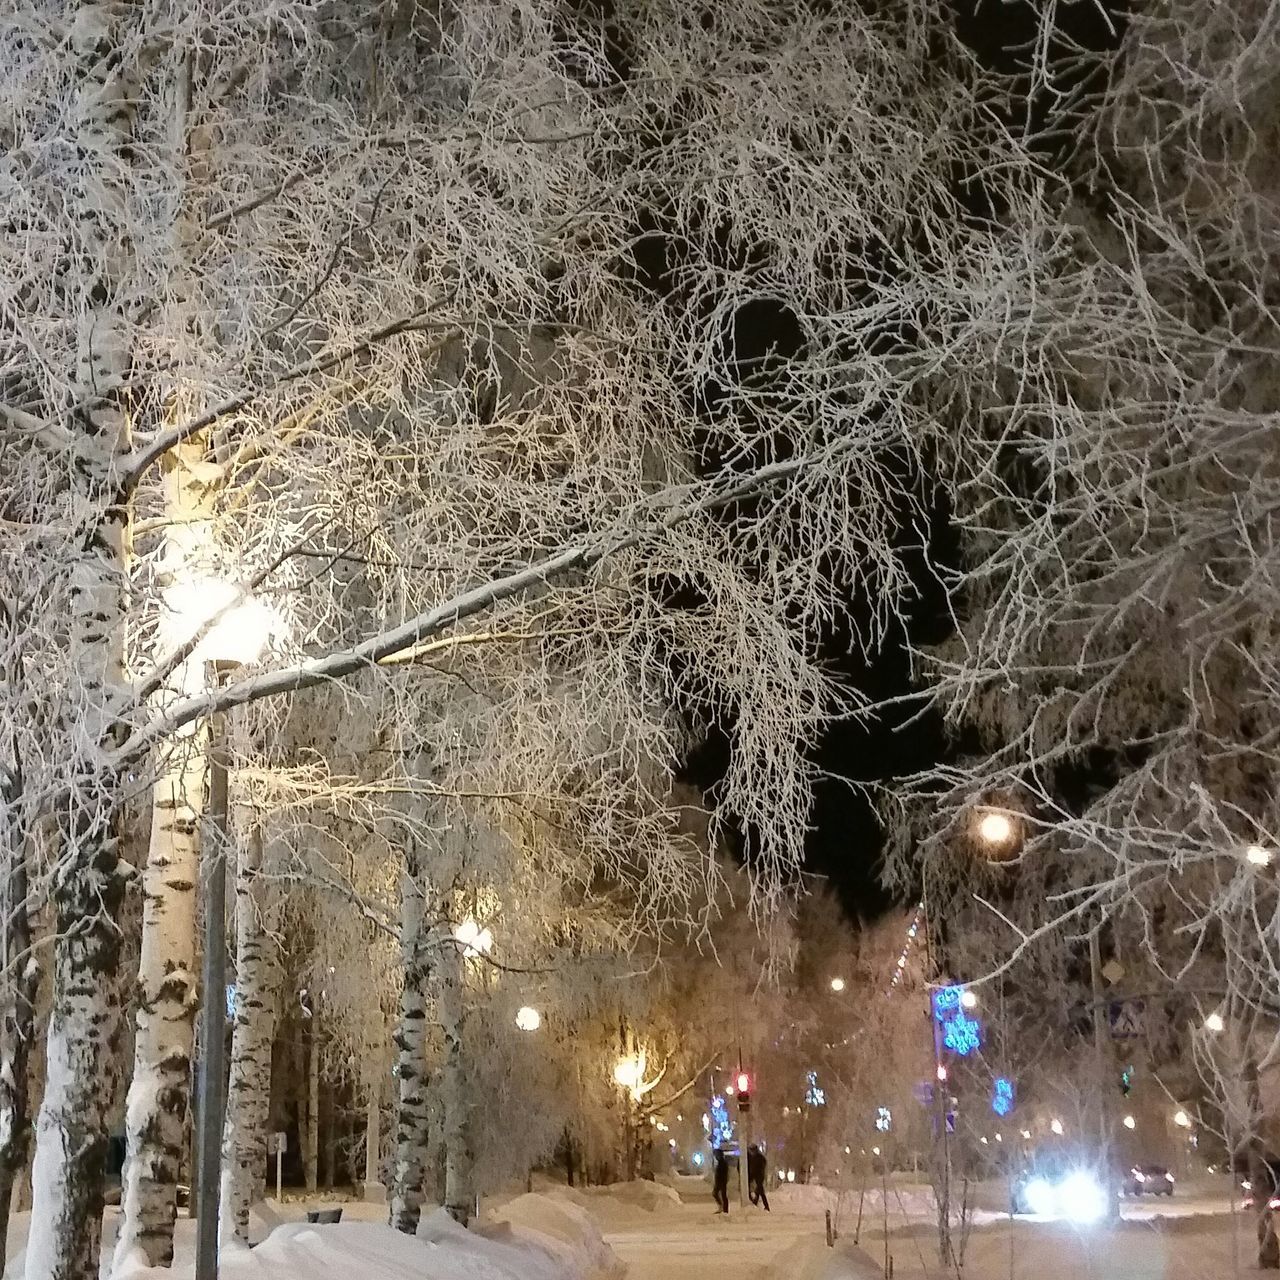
[602, 1177, 1260, 1280]
[0, 1177, 1258, 1280]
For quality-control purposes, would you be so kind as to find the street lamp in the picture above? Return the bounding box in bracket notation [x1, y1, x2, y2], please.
[455, 918, 493, 959]
[178, 583, 276, 1280]
[1173, 1110, 1192, 1129]
[977, 811, 1015, 847]
[1050, 1118, 1064, 1136]
[1246, 844, 1273, 867]
[1123, 1115, 1136, 1130]
[960, 990, 979, 1010]
[515, 1006, 541, 1032]
[614, 1053, 646, 1099]
[830, 977, 846, 993]
[1205, 1012, 1225, 1033]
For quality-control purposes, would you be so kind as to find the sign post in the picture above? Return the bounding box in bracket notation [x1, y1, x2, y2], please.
[269, 1131, 287, 1202]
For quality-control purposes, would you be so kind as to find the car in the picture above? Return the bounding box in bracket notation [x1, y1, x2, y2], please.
[1124, 1164, 1174, 1196]
[1012, 1162, 1108, 1221]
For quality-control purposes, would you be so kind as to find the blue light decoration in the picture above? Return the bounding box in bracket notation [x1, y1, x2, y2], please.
[992, 1077, 1015, 1117]
[225, 984, 237, 1019]
[806, 1071, 826, 1107]
[692, 1151, 704, 1167]
[709, 1094, 734, 1147]
[932, 985, 964, 1021]
[942, 1011, 982, 1056]
[876, 1106, 892, 1132]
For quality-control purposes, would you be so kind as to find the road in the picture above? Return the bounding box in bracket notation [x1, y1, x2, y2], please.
[603, 1202, 813, 1280]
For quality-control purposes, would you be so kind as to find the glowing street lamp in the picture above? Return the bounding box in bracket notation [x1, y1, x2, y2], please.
[614, 1053, 647, 1100]
[830, 977, 846, 993]
[1050, 1118, 1064, 1136]
[1246, 844, 1273, 867]
[164, 576, 277, 665]
[977, 811, 1015, 847]
[1173, 1110, 1192, 1129]
[1204, 1012, 1225, 1033]
[960, 990, 979, 1010]
[455, 918, 493, 959]
[515, 1006, 541, 1032]
[1123, 1115, 1136, 1130]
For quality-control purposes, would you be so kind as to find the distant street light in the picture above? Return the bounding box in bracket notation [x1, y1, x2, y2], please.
[515, 1006, 541, 1032]
[1050, 1118, 1064, 1136]
[977, 811, 1015, 847]
[1246, 844, 1273, 867]
[1173, 1110, 1192, 1128]
[1123, 1115, 1136, 1130]
[455, 918, 493, 958]
[960, 990, 979, 1010]
[830, 977, 846, 993]
[1205, 1012, 1225, 1033]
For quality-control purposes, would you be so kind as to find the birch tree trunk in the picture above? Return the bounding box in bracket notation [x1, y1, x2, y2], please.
[113, 661, 207, 1268]
[27, 5, 139, 1277]
[389, 852, 433, 1234]
[304, 1023, 319, 1193]
[0, 789, 38, 1266]
[441, 943, 474, 1227]
[219, 827, 280, 1244]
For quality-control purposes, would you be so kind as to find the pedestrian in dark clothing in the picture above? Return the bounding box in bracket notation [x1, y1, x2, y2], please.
[747, 1144, 770, 1211]
[712, 1148, 730, 1214]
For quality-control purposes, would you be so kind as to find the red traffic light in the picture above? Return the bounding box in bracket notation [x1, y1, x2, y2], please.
[736, 1072, 751, 1095]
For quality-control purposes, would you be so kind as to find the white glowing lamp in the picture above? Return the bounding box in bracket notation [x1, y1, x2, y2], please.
[978, 811, 1014, 846]
[515, 1006, 541, 1032]
[1205, 1012, 1225, 1033]
[455, 918, 493, 958]
[614, 1053, 645, 1095]
[830, 977, 847, 993]
[164, 577, 277, 665]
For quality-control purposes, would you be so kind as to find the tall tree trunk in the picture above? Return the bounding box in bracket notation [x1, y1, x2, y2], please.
[441, 943, 474, 1226]
[219, 827, 280, 1244]
[113, 659, 207, 1269]
[27, 5, 140, 1274]
[389, 851, 433, 1233]
[304, 1022, 319, 1193]
[0, 790, 38, 1266]
[27, 799, 130, 1280]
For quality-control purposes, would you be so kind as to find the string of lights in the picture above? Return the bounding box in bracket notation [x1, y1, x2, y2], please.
[888, 901, 925, 992]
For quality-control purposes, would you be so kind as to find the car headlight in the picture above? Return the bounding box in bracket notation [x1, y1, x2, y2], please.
[1058, 1172, 1107, 1224]
[1133, 1170, 1146, 1183]
[1023, 1177, 1057, 1216]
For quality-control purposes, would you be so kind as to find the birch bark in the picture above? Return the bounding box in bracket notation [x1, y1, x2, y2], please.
[440, 942, 474, 1226]
[219, 826, 280, 1244]
[26, 4, 139, 1277]
[388, 851, 433, 1234]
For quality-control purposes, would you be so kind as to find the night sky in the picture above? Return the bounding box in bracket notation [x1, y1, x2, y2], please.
[675, 0, 1130, 924]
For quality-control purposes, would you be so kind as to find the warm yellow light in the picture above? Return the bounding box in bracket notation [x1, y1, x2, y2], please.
[830, 977, 846, 993]
[515, 1006, 541, 1032]
[455, 918, 493, 958]
[614, 1054, 645, 1096]
[164, 577, 277, 665]
[978, 812, 1014, 846]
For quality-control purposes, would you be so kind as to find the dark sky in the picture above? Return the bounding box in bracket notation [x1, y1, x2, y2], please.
[675, 0, 1130, 924]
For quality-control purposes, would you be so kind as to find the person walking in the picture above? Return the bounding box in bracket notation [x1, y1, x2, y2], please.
[712, 1147, 730, 1214]
[747, 1144, 770, 1211]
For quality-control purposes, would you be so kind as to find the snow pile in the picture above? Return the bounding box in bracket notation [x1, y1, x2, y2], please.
[108, 1198, 622, 1280]
[485, 1192, 625, 1279]
[594, 1179, 682, 1214]
[770, 1183, 841, 1214]
[762, 1240, 881, 1280]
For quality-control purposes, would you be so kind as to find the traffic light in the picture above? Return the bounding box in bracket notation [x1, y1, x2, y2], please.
[736, 1072, 752, 1111]
[1121, 1065, 1133, 1097]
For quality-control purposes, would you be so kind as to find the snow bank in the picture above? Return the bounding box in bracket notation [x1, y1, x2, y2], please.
[761, 1240, 881, 1280]
[593, 1180, 682, 1213]
[108, 1196, 622, 1280]
[485, 1193, 625, 1279]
